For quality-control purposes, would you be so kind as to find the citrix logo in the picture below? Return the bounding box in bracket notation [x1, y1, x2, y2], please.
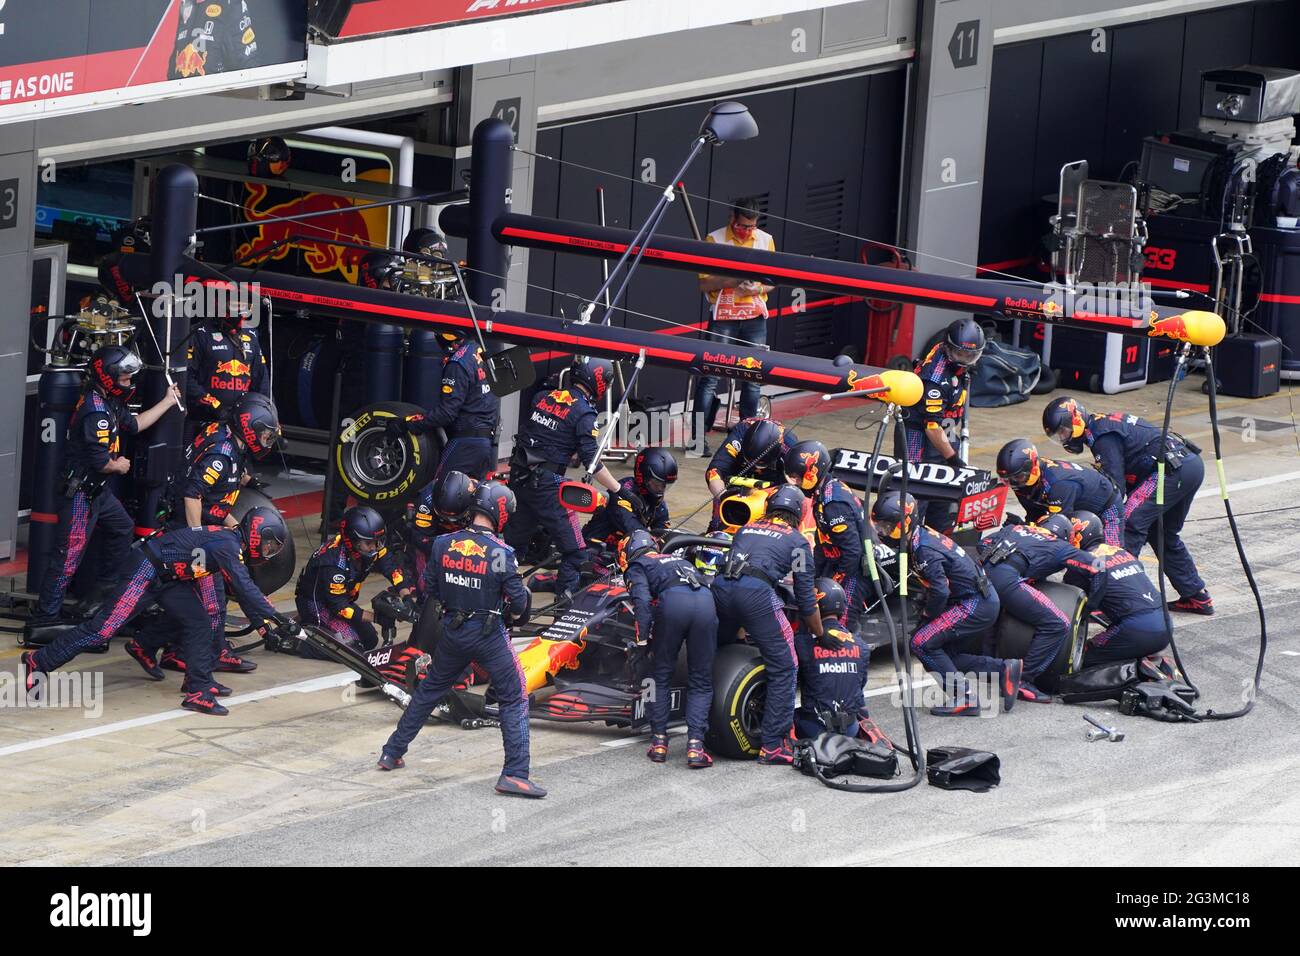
[49, 886, 152, 937]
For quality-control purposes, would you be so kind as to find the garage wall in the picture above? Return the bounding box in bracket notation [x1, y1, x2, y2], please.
[526, 69, 906, 409]
[979, 0, 1300, 271]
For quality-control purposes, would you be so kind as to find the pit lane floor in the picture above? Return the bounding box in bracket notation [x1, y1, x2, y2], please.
[3, 378, 1299, 866]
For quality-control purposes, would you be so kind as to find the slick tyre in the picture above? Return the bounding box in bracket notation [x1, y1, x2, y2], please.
[229, 488, 297, 594]
[334, 402, 440, 513]
[705, 643, 767, 759]
[994, 580, 1088, 691]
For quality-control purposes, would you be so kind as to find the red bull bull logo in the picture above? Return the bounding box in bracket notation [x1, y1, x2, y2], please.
[1147, 314, 1189, 341]
[234, 182, 389, 284]
[447, 538, 488, 558]
[213, 359, 252, 378]
[845, 370, 885, 393]
[736, 356, 764, 371]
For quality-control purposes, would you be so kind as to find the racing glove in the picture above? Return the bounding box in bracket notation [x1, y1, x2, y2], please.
[1003, 512, 1024, 526]
[945, 453, 967, 468]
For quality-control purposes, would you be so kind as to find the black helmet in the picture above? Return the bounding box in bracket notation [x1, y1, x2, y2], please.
[231, 393, 281, 460]
[571, 356, 615, 401]
[359, 252, 404, 290]
[469, 481, 516, 533]
[403, 228, 448, 258]
[741, 419, 785, 470]
[88, 345, 143, 400]
[97, 253, 134, 304]
[1036, 514, 1075, 542]
[814, 577, 848, 620]
[1070, 510, 1104, 550]
[995, 438, 1041, 488]
[1043, 396, 1089, 454]
[431, 471, 476, 525]
[634, 447, 677, 498]
[240, 506, 288, 565]
[616, 529, 657, 572]
[247, 137, 291, 178]
[784, 439, 831, 492]
[766, 485, 805, 524]
[944, 317, 986, 367]
[871, 491, 917, 541]
[342, 506, 386, 556]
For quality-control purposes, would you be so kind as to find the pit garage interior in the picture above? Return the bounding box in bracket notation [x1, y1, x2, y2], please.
[1, 0, 1299, 870]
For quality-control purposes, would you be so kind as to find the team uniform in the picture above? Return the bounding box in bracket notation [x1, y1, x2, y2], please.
[505, 386, 602, 595]
[32, 528, 277, 710]
[899, 342, 970, 525]
[1081, 413, 1206, 602]
[34, 390, 138, 620]
[811, 479, 868, 630]
[1063, 543, 1170, 667]
[382, 526, 533, 780]
[185, 322, 269, 441]
[794, 622, 870, 739]
[625, 550, 716, 741]
[168, 422, 247, 527]
[1013, 458, 1123, 547]
[584, 476, 670, 551]
[713, 519, 817, 752]
[295, 535, 406, 657]
[705, 418, 800, 489]
[401, 340, 500, 482]
[170, 0, 262, 79]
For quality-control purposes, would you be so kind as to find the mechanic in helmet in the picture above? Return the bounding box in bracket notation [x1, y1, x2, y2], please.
[1043, 397, 1212, 616]
[872, 491, 1022, 716]
[1060, 511, 1171, 669]
[899, 318, 984, 524]
[619, 530, 717, 769]
[793, 578, 890, 745]
[403, 471, 478, 598]
[379, 482, 544, 799]
[785, 440, 871, 631]
[705, 417, 800, 499]
[996, 437, 1123, 547]
[506, 357, 623, 600]
[975, 514, 1091, 703]
[386, 325, 500, 482]
[689, 530, 733, 578]
[128, 393, 282, 676]
[30, 346, 181, 627]
[582, 447, 677, 559]
[23, 508, 293, 717]
[184, 297, 270, 444]
[295, 506, 412, 660]
[713, 485, 821, 765]
[403, 227, 450, 260]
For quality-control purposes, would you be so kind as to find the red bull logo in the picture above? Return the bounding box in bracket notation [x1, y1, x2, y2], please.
[213, 359, 252, 378]
[1147, 314, 1189, 341]
[736, 356, 763, 371]
[447, 538, 488, 558]
[234, 181, 390, 284]
[845, 370, 885, 393]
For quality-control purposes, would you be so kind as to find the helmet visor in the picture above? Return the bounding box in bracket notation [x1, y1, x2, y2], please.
[259, 535, 284, 560]
[117, 352, 143, 378]
[947, 343, 984, 366]
[1050, 422, 1075, 446]
[642, 476, 667, 496]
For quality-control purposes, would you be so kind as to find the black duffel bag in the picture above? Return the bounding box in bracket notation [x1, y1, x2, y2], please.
[792, 733, 899, 791]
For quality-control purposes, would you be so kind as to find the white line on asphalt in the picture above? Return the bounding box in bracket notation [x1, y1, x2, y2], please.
[0, 672, 357, 758]
[1195, 469, 1300, 500]
[598, 677, 937, 748]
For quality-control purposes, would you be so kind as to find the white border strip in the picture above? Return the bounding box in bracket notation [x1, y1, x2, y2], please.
[0, 671, 356, 758]
[994, 0, 1250, 46]
[1194, 468, 1300, 500]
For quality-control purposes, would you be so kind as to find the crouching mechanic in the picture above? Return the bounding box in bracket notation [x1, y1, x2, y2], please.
[976, 514, 1085, 703]
[1062, 511, 1171, 668]
[1043, 397, 1212, 615]
[872, 492, 1021, 716]
[620, 530, 717, 769]
[405, 471, 476, 597]
[295, 506, 411, 659]
[583, 447, 676, 560]
[706, 417, 799, 498]
[794, 578, 889, 745]
[22, 508, 291, 715]
[506, 357, 622, 599]
[996, 438, 1122, 547]
[785, 440, 869, 631]
[378, 482, 544, 799]
[713, 485, 822, 765]
[386, 329, 500, 482]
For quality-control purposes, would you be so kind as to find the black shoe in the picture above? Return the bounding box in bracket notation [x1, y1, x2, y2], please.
[20, 651, 43, 696]
[757, 742, 795, 765]
[1017, 680, 1052, 704]
[1168, 590, 1214, 616]
[181, 692, 229, 716]
[183, 678, 231, 698]
[686, 739, 713, 769]
[376, 753, 405, 771]
[495, 774, 547, 798]
[646, 733, 668, 763]
[124, 640, 165, 681]
[1001, 659, 1023, 713]
[215, 643, 257, 673]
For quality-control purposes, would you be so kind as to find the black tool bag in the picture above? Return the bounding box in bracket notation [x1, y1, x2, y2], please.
[970, 341, 1042, 408]
[1056, 661, 1140, 704]
[926, 747, 1001, 792]
[792, 733, 899, 790]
